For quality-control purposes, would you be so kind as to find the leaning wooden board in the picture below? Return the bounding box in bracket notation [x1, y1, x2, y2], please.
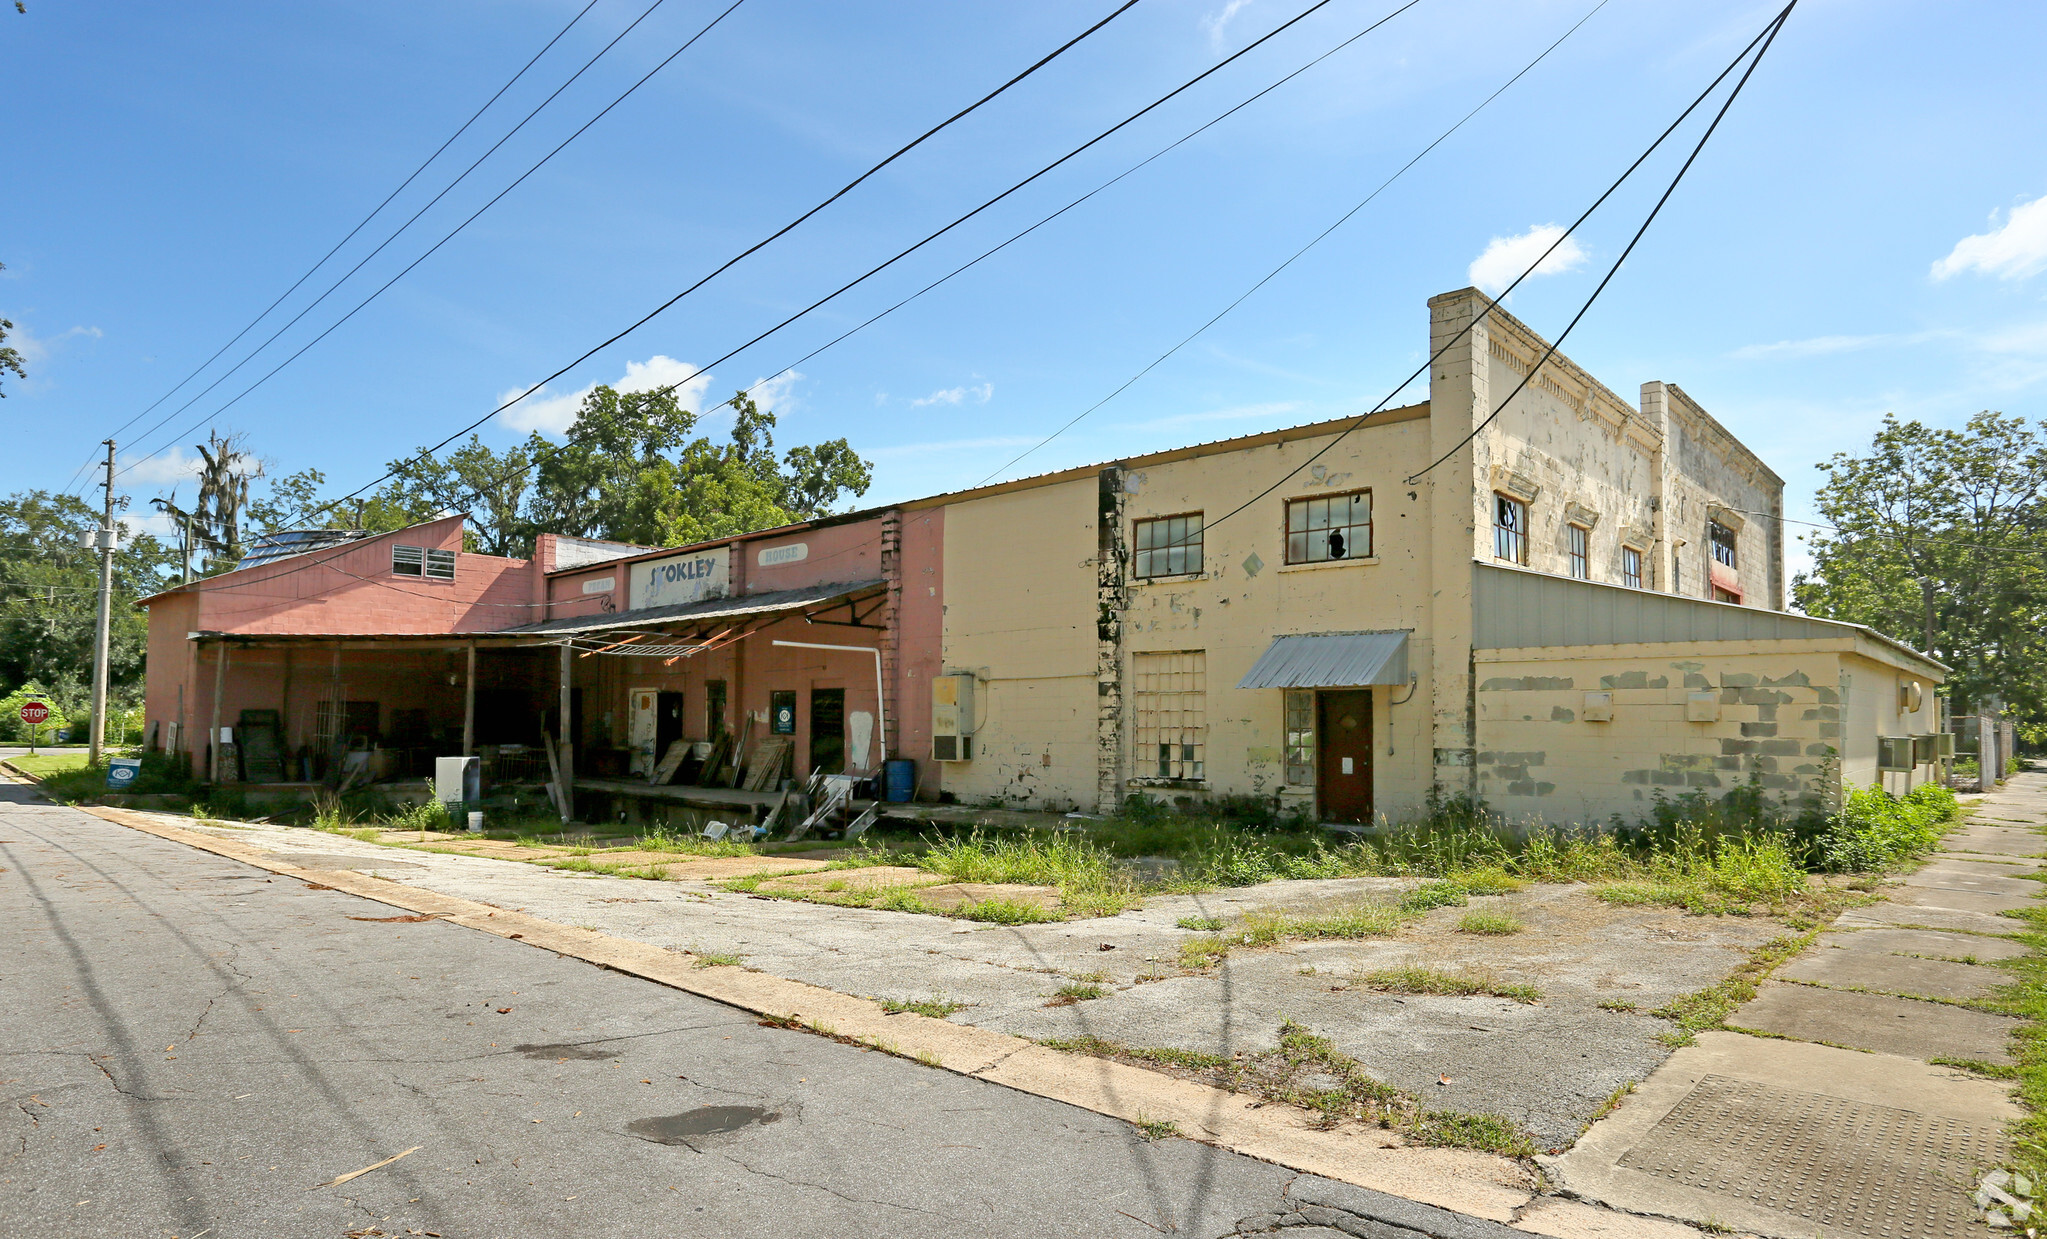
[649, 739, 692, 786]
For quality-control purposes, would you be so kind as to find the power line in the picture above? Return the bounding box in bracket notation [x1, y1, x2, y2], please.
[978, 0, 1611, 486]
[309, 0, 1384, 527]
[1204, 1, 1795, 536]
[119, 0, 1152, 596]
[117, 0, 724, 477]
[68, 0, 606, 493]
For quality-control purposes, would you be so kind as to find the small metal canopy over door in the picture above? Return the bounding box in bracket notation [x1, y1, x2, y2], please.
[1318, 691, 1373, 823]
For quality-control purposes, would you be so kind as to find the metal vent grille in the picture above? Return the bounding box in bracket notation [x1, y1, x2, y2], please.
[1618, 1075, 2005, 1239]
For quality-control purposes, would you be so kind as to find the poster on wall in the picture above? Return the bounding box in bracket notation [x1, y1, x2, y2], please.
[629, 546, 730, 610]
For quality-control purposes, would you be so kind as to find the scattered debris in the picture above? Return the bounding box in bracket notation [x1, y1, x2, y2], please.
[310, 1145, 420, 1190]
[347, 914, 443, 923]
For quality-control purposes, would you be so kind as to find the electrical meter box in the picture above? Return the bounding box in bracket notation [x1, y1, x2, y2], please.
[931, 674, 977, 762]
[1581, 692, 1614, 722]
[1684, 691, 1721, 723]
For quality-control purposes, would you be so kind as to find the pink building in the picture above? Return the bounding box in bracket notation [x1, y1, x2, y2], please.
[141, 506, 945, 817]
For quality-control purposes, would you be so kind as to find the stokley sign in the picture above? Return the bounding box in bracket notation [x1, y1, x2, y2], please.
[629, 547, 730, 610]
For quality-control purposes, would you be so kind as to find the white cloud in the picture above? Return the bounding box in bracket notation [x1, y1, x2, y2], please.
[910, 382, 993, 408]
[1467, 224, 1587, 296]
[116, 444, 205, 487]
[1730, 330, 1949, 361]
[10, 323, 102, 366]
[498, 354, 713, 436]
[1200, 0, 1255, 49]
[744, 368, 805, 415]
[1932, 194, 2047, 281]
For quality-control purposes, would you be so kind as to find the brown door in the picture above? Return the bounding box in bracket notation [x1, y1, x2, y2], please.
[1316, 690, 1373, 823]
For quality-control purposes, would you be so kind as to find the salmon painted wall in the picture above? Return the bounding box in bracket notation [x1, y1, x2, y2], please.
[173, 516, 537, 636]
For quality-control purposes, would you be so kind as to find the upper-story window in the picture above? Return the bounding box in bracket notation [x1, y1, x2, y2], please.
[1493, 495, 1528, 565]
[393, 544, 456, 581]
[1709, 520, 1738, 569]
[1672, 546, 1684, 594]
[1134, 514, 1202, 579]
[1567, 524, 1590, 579]
[1621, 545, 1643, 589]
[1285, 490, 1371, 564]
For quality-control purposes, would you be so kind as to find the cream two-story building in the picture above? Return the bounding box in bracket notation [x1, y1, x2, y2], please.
[921, 288, 1943, 824]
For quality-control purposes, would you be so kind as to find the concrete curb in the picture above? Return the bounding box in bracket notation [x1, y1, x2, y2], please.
[83, 804, 1548, 1226]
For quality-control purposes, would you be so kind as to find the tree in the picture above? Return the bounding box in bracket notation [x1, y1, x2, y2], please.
[1793, 411, 2047, 725]
[0, 490, 176, 718]
[149, 431, 262, 575]
[0, 261, 25, 398]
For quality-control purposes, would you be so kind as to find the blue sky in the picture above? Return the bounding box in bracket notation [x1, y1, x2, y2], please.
[6, 0, 2046, 582]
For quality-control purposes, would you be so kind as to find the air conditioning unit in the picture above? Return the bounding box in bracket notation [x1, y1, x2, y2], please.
[1877, 736, 1913, 772]
[931, 674, 976, 762]
[1936, 732, 1956, 759]
[1911, 734, 1939, 765]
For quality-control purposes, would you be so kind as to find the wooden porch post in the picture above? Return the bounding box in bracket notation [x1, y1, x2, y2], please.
[462, 641, 477, 757]
[208, 639, 228, 784]
[558, 642, 576, 821]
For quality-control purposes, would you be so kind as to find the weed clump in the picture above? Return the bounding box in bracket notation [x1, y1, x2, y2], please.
[1456, 909, 1524, 935]
[1357, 966, 1540, 1004]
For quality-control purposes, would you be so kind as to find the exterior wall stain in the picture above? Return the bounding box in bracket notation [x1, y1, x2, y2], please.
[1095, 466, 1130, 814]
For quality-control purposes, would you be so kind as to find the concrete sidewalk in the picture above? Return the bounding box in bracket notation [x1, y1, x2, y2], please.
[1551, 772, 2045, 1239]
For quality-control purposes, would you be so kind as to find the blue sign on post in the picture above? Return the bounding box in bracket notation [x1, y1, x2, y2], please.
[106, 758, 142, 791]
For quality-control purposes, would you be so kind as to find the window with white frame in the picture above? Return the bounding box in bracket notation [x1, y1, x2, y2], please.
[394, 544, 457, 580]
[1493, 494, 1528, 564]
[1567, 524, 1590, 579]
[1133, 514, 1202, 579]
[1133, 650, 1205, 781]
[1284, 690, 1315, 787]
[1285, 490, 1371, 564]
[1621, 545, 1643, 589]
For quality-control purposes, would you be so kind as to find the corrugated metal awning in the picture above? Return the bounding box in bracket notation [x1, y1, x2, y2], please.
[1236, 631, 1410, 689]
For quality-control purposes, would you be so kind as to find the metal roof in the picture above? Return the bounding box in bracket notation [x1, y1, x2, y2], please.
[501, 579, 884, 638]
[1471, 562, 1947, 674]
[1236, 631, 1411, 690]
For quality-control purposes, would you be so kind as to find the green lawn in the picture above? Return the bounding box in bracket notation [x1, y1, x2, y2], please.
[9, 751, 93, 778]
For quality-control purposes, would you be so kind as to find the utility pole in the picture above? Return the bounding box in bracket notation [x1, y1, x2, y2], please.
[88, 439, 116, 766]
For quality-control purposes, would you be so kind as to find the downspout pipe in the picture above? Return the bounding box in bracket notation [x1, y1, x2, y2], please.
[771, 639, 885, 768]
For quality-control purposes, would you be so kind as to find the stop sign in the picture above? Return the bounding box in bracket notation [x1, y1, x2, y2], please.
[19, 701, 49, 726]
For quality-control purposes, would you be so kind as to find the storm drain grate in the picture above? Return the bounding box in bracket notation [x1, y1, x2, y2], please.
[1617, 1074, 2005, 1239]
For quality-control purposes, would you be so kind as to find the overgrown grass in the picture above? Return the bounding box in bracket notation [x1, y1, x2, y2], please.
[1656, 931, 1817, 1046]
[1176, 915, 1224, 931]
[1178, 900, 1409, 969]
[1986, 906, 2047, 1179]
[953, 897, 1062, 925]
[638, 826, 760, 858]
[876, 996, 966, 1019]
[1456, 909, 1524, 935]
[1039, 1020, 1535, 1156]
[1357, 966, 1540, 1004]
[1817, 784, 1957, 872]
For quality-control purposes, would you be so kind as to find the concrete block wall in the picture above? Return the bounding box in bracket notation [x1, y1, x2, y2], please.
[1473, 645, 1851, 827]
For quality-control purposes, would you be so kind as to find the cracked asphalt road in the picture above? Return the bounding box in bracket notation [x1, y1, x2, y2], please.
[0, 787, 1333, 1239]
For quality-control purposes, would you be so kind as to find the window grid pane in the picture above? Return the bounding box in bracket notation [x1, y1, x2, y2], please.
[1133, 514, 1203, 579]
[392, 544, 424, 576]
[1567, 525, 1589, 579]
[1283, 490, 1371, 564]
[1621, 546, 1642, 589]
[425, 548, 457, 581]
[1493, 496, 1526, 564]
[1284, 689, 1315, 787]
[1133, 651, 1206, 781]
[1710, 521, 1738, 568]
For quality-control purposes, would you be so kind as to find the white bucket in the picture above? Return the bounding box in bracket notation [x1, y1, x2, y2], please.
[467, 810, 484, 833]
